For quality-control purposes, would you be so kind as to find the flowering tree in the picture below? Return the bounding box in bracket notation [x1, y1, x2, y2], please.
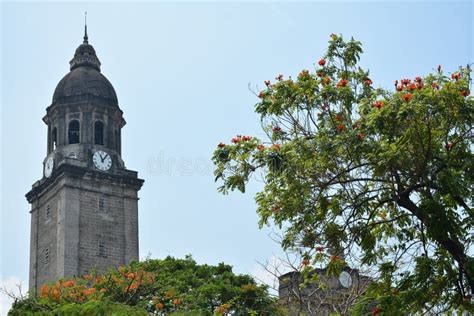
[213, 34, 473, 313]
[8, 256, 279, 315]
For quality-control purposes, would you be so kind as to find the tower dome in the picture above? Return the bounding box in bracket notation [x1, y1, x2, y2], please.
[51, 27, 118, 107]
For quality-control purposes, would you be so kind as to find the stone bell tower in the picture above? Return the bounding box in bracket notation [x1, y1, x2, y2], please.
[26, 25, 144, 293]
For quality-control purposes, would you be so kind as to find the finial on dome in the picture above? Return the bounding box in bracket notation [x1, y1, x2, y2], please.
[83, 11, 88, 44]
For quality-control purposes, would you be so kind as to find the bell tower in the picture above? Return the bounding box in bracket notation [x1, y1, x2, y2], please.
[26, 26, 144, 293]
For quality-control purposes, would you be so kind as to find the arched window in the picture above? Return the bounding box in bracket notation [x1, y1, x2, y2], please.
[51, 127, 57, 150]
[94, 121, 104, 145]
[68, 120, 80, 144]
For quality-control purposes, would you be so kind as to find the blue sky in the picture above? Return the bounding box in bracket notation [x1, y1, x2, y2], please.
[0, 1, 472, 313]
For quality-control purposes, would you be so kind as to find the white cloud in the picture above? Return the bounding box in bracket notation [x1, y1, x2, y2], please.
[0, 276, 25, 316]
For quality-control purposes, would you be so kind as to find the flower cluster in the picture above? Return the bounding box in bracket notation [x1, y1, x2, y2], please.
[373, 101, 384, 109]
[395, 77, 423, 92]
[216, 303, 231, 314]
[336, 79, 349, 88]
[298, 69, 310, 80]
[402, 93, 413, 102]
[451, 72, 461, 80]
[231, 135, 252, 143]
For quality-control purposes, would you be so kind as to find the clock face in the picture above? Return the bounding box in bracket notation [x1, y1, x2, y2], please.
[44, 157, 54, 178]
[339, 271, 352, 288]
[93, 150, 112, 171]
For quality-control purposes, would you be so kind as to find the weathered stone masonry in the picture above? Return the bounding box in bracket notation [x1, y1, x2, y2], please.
[26, 28, 143, 294]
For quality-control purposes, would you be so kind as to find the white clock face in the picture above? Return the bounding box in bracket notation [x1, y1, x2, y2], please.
[93, 150, 112, 171]
[44, 157, 54, 178]
[339, 271, 352, 288]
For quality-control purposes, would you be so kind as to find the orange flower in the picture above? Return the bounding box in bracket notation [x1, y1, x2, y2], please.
[335, 114, 344, 122]
[51, 288, 61, 301]
[373, 101, 384, 109]
[83, 288, 96, 295]
[271, 144, 281, 150]
[231, 136, 241, 143]
[257, 144, 265, 151]
[402, 93, 412, 102]
[451, 73, 461, 80]
[83, 274, 93, 280]
[364, 79, 373, 86]
[63, 280, 76, 287]
[445, 143, 454, 150]
[40, 285, 50, 298]
[431, 82, 439, 90]
[336, 124, 345, 131]
[406, 83, 416, 91]
[173, 298, 181, 305]
[396, 85, 403, 92]
[156, 303, 164, 310]
[216, 304, 230, 314]
[302, 258, 310, 266]
[461, 89, 470, 97]
[323, 76, 331, 85]
[218, 142, 226, 148]
[129, 283, 139, 290]
[318, 58, 326, 66]
[298, 69, 309, 79]
[356, 133, 365, 140]
[316, 71, 324, 77]
[258, 91, 264, 98]
[336, 79, 349, 88]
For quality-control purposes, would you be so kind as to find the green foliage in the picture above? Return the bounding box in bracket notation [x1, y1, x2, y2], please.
[213, 34, 473, 313]
[9, 256, 279, 315]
